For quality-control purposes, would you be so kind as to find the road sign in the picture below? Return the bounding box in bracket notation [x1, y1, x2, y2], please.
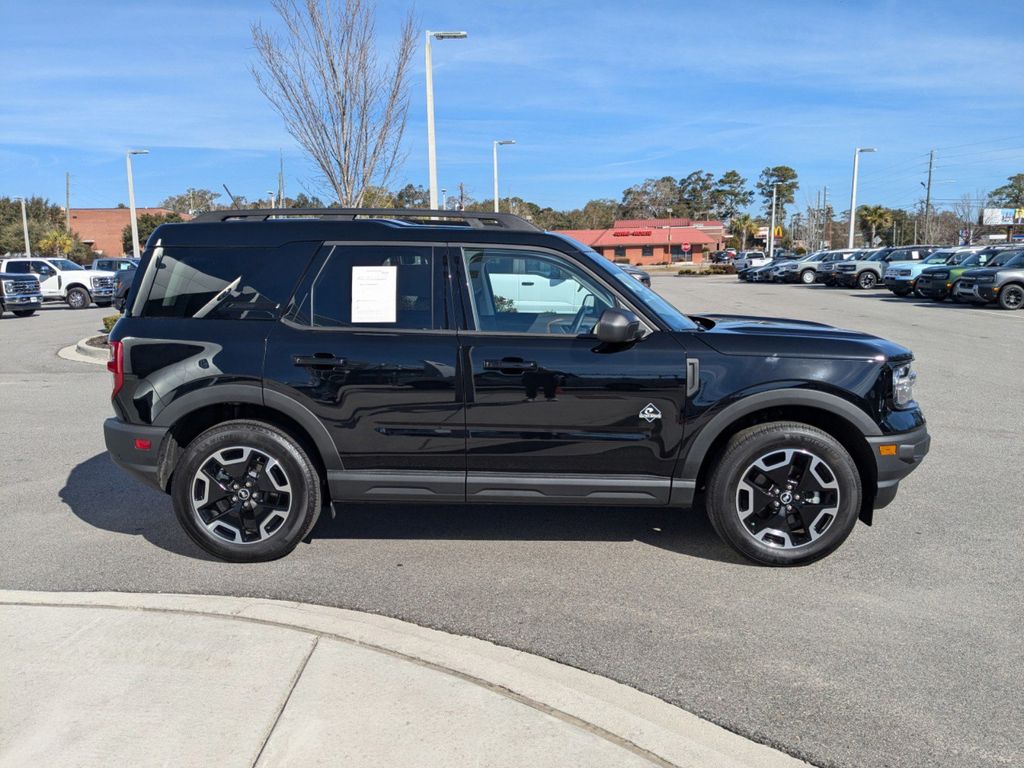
[681, 242, 691, 252]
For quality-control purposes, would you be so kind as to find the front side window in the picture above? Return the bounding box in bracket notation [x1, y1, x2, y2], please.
[286, 244, 439, 330]
[49, 258, 83, 271]
[462, 248, 616, 335]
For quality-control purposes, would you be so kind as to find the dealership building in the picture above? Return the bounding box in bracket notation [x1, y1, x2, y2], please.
[555, 218, 725, 265]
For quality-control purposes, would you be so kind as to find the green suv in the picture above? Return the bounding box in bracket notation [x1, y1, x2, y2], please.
[915, 246, 1011, 302]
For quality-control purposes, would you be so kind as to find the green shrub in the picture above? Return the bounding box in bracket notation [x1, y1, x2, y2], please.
[102, 315, 120, 334]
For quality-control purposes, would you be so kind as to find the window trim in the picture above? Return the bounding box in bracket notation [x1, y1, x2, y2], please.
[281, 241, 452, 334]
[448, 243, 659, 337]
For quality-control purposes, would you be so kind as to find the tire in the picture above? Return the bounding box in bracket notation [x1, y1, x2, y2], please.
[705, 421, 862, 566]
[800, 269, 816, 284]
[66, 286, 91, 309]
[913, 284, 926, 298]
[13, 309, 36, 317]
[172, 420, 322, 562]
[998, 283, 1024, 310]
[857, 271, 877, 289]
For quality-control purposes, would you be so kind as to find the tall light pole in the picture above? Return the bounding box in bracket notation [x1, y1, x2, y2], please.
[492, 139, 515, 213]
[768, 183, 778, 258]
[425, 30, 467, 210]
[847, 147, 876, 248]
[16, 197, 31, 256]
[126, 149, 148, 257]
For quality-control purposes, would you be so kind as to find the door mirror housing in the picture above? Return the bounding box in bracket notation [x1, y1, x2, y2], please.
[594, 308, 642, 343]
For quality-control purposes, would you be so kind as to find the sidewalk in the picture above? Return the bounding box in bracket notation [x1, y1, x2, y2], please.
[0, 591, 809, 768]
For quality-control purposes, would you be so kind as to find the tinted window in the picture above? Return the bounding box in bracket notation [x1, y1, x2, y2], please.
[142, 243, 316, 319]
[3, 262, 30, 274]
[286, 244, 438, 330]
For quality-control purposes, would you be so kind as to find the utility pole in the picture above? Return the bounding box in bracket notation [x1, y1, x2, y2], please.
[822, 186, 830, 248]
[278, 150, 285, 207]
[65, 172, 71, 231]
[768, 184, 778, 258]
[923, 149, 934, 244]
[458, 182, 466, 211]
[814, 190, 821, 249]
[18, 197, 31, 256]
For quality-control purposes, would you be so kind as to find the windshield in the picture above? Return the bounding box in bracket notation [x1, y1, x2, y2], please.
[922, 251, 954, 264]
[49, 258, 83, 271]
[576, 246, 698, 331]
[987, 250, 1024, 268]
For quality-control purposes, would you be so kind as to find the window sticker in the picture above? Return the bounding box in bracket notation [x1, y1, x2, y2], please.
[351, 265, 397, 323]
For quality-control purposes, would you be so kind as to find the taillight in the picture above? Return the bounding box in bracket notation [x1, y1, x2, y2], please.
[108, 340, 124, 399]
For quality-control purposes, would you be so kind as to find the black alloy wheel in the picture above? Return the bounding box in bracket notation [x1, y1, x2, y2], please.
[705, 421, 861, 566]
[998, 284, 1024, 310]
[172, 420, 321, 561]
[857, 271, 877, 289]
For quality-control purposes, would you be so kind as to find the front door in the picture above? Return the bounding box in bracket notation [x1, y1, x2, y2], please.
[452, 245, 688, 505]
[30, 260, 61, 298]
[264, 243, 464, 501]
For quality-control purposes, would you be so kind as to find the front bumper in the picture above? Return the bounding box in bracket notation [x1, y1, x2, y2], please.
[884, 277, 914, 292]
[835, 272, 859, 286]
[866, 424, 931, 509]
[3, 294, 42, 307]
[915, 277, 949, 297]
[954, 283, 996, 302]
[104, 418, 169, 492]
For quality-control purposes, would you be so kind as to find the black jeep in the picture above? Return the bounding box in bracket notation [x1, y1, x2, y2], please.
[104, 209, 930, 565]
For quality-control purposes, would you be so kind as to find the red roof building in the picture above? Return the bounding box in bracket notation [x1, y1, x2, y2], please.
[554, 218, 725, 265]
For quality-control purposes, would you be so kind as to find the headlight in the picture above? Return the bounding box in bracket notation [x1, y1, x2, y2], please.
[2, 280, 14, 293]
[892, 363, 916, 408]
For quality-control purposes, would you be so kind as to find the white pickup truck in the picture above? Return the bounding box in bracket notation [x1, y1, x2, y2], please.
[0, 256, 117, 309]
[732, 251, 770, 271]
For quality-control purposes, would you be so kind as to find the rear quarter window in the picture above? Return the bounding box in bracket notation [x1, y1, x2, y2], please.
[141, 242, 317, 319]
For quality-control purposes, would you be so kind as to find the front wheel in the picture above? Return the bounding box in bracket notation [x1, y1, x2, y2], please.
[857, 271, 877, 289]
[705, 422, 862, 566]
[998, 283, 1024, 310]
[66, 286, 91, 309]
[800, 270, 816, 284]
[172, 420, 322, 562]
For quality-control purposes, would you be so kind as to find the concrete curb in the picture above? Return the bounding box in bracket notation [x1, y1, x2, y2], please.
[0, 590, 808, 768]
[57, 336, 107, 365]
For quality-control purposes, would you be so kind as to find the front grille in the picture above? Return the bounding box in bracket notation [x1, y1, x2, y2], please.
[926, 271, 949, 280]
[959, 278, 976, 288]
[92, 277, 114, 289]
[11, 279, 39, 294]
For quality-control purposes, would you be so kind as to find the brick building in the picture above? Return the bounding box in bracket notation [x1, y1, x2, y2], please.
[554, 218, 725, 265]
[68, 208, 188, 257]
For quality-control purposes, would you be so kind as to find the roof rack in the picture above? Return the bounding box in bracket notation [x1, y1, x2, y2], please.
[191, 207, 541, 232]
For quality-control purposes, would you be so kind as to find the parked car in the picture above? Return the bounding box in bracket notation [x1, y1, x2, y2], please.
[954, 249, 1024, 309]
[732, 251, 769, 271]
[619, 264, 651, 287]
[747, 258, 788, 282]
[769, 252, 820, 282]
[113, 263, 139, 311]
[883, 246, 981, 297]
[104, 207, 929, 567]
[810, 249, 863, 285]
[1, 272, 43, 317]
[0, 257, 116, 308]
[90, 257, 140, 272]
[832, 246, 937, 289]
[915, 246, 1010, 302]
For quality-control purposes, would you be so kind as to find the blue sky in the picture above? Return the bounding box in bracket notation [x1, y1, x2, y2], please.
[2, 0, 1022, 216]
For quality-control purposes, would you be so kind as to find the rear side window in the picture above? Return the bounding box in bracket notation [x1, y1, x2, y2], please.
[284, 244, 440, 330]
[141, 243, 316, 319]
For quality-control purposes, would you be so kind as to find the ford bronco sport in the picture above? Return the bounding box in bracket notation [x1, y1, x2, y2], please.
[104, 209, 930, 566]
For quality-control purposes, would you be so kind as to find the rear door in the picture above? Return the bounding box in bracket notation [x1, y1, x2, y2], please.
[451, 244, 689, 505]
[264, 242, 465, 501]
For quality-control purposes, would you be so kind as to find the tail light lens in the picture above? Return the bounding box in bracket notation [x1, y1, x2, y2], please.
[108, 340, 124, 399]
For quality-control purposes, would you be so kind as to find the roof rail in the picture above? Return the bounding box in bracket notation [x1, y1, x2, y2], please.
[191, 207, 541, 232]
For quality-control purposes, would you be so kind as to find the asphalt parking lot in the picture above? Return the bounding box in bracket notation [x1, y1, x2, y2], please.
[1, 283, 1021, 768]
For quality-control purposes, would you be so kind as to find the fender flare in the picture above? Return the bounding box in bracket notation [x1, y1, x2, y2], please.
[678, 388, 880, 481]
[152, 383, 342, 471]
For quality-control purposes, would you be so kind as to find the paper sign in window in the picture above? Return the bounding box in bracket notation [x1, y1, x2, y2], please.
[351, 266, 397, 323]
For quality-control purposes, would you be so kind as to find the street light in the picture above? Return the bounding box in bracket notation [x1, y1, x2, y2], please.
[768, 183, 778, 258]
[847, 147, 876, 248]
[267, 191, 276, 209]
[126, 149, 149, 258]
[492, 139, 515, 213]
[15, 197, 31, 256]
[425, 30, 468, 210]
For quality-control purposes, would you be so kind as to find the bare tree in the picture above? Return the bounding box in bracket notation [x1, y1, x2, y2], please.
[951, 193, 983, 245]
[251, 0, 417, 207]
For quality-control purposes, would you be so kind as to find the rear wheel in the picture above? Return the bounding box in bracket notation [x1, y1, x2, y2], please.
[172, 420, 322, 562]
[857, 271, 877, 289]
[705, 422, 861, 566]
[998, 283, 1024, 310]
[66, 286, 91, 309]
[800, 269, 816, 284]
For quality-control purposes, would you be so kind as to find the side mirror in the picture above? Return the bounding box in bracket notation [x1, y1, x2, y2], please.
[595, 308, 641, 343]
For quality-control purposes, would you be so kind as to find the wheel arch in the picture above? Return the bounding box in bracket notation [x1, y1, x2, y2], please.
[682, 390, 880, 524]
[152, 386, 341, 492]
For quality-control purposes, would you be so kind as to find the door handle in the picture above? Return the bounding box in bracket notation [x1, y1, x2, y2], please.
[294, 353, 345, 367]
[484, 358, 538, 373]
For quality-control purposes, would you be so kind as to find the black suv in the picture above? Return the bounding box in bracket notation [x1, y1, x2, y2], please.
[104, 209, 930, 565]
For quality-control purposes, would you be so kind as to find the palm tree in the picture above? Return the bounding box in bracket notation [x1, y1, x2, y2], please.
[730, 214, 757, 249]
[859, 205, 893, 246]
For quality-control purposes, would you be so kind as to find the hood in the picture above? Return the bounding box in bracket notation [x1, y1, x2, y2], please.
[961, 266, 1016, 278]
[687, 314, 912, 362]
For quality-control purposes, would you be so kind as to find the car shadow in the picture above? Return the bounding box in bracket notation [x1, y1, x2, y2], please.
[846, 294, 997, 309]
[63, 453, 749, 565]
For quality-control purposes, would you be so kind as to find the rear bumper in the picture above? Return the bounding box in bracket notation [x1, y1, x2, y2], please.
[104, 418, 168, 492]
[867, 424, 931, 509]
